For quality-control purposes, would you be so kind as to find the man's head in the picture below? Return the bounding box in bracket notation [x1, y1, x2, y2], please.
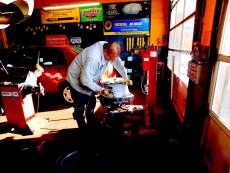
[104, 41, 121, 61]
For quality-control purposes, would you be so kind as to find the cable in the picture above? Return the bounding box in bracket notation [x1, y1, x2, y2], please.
[0, 60, 9, 75]
[141, 71, 148, 95]
[36, 94, 40, 113]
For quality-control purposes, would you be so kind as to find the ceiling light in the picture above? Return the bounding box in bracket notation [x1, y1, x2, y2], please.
[0, 0, 16, 5]
[43, 2, 100, 10]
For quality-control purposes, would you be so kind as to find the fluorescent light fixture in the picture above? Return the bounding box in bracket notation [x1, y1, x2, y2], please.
[0, 24, 10, 29]
[43, 2, 100, 10]
[0, 0, 16, 4]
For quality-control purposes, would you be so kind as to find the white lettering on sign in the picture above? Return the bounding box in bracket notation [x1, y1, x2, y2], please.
[127, 56, 133, 61]
[144, 58, 149, 61]
[127, 69, 133, 73]
[12, 92, 19, 97]
[1, 91, 20, 97]
[150, 51, 157, 57]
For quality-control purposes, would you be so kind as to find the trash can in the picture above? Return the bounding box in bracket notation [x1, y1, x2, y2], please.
[0, 83, 36, 131]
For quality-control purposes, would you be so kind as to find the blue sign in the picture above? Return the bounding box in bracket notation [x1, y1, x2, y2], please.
[104, 18, 150, 35]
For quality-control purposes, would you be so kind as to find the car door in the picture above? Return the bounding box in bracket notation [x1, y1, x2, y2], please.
[38, 47, 68, 94]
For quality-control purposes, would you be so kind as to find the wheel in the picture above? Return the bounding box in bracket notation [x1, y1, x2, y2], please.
[59, 82, 73, 104]
[56, 150, 82, 173]
[56, 149, 109, 173]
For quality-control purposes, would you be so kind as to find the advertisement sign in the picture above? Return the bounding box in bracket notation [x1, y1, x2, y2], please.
[104, 18, 150, 35]
[45, 35, 70, 46]
[70, 37, 82, 44]
[103, 2, 151, 19]
[80, 5, 103, 22]
[41, 8, 80, 24]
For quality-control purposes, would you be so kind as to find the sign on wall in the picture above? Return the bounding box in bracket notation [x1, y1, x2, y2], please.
[103, 2, 151, 19]
[104, 18, 150, 35]
[80, 5, 103, 22]
[41, 8, 80, 24]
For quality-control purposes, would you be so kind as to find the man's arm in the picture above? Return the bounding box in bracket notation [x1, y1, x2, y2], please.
[112, 57, 128, 79]
[80, 61, 102, 92]
[112, 57, 133, 86]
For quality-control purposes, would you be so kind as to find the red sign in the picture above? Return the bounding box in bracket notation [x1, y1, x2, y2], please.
[45, 35, 70, 46]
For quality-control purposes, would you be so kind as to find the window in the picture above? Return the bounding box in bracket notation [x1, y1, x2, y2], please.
[176, 0, 185, 24]
[210, 1, 230, 130]
[167, 0, 196, 120]
[184, 0, 196, 19]
[167, 50, 173, 70]
[219, 1, 230, 56]
[168, 0, 196, 86]
[174, 25, 183, 50]
[181, 17, 195, 51]
[211, 62, 230, 128]
[39, 48, 66, 66]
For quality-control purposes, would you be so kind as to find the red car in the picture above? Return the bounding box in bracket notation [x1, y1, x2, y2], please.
[16, 45, 82, 104]
[1, 44, 115, 105]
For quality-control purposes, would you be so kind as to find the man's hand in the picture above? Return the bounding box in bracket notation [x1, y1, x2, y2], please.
[124, 78, 133, 86]
[100, 88, 110, 96]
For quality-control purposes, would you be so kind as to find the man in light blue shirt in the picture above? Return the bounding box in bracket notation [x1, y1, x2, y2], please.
[67, 41, 132, 128]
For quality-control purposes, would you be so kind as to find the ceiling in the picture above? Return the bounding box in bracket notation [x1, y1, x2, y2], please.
[34, 0, 147, 9]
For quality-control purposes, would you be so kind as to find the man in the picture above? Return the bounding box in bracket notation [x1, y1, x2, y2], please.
[67, 41, 132, 128]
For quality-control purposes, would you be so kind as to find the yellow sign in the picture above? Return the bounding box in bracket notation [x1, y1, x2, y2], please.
[41, 8, 80, 24]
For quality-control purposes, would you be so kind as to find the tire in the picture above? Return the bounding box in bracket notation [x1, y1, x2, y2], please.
[59, 82, 73, 104]
[56, 150, 82, 173]
[56, 148, 111, 173]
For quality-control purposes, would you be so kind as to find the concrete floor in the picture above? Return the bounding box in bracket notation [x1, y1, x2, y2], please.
[0, 88, 210, 173]
[0, 89, 144, 140]
[0, 106, 76, 140]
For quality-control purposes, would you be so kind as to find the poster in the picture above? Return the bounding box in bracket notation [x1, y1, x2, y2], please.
[104, 18, 150, 35]
[103, 2, 151, 19]
[80, 5, 103, 22]
[41, 8, 80, 24]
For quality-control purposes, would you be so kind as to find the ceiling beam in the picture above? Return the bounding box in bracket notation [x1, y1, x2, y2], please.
[34, 0, 149, 9]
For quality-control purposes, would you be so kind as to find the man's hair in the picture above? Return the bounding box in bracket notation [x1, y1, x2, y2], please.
[104, 41, 121, 56]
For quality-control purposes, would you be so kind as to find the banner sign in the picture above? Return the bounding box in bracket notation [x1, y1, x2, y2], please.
[80, 5, 103, 22]
[41, 8, 80, 24]
[103, 2, 151, 19]
[104, 18, 150, 35]
[46, 35, 70, 46]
